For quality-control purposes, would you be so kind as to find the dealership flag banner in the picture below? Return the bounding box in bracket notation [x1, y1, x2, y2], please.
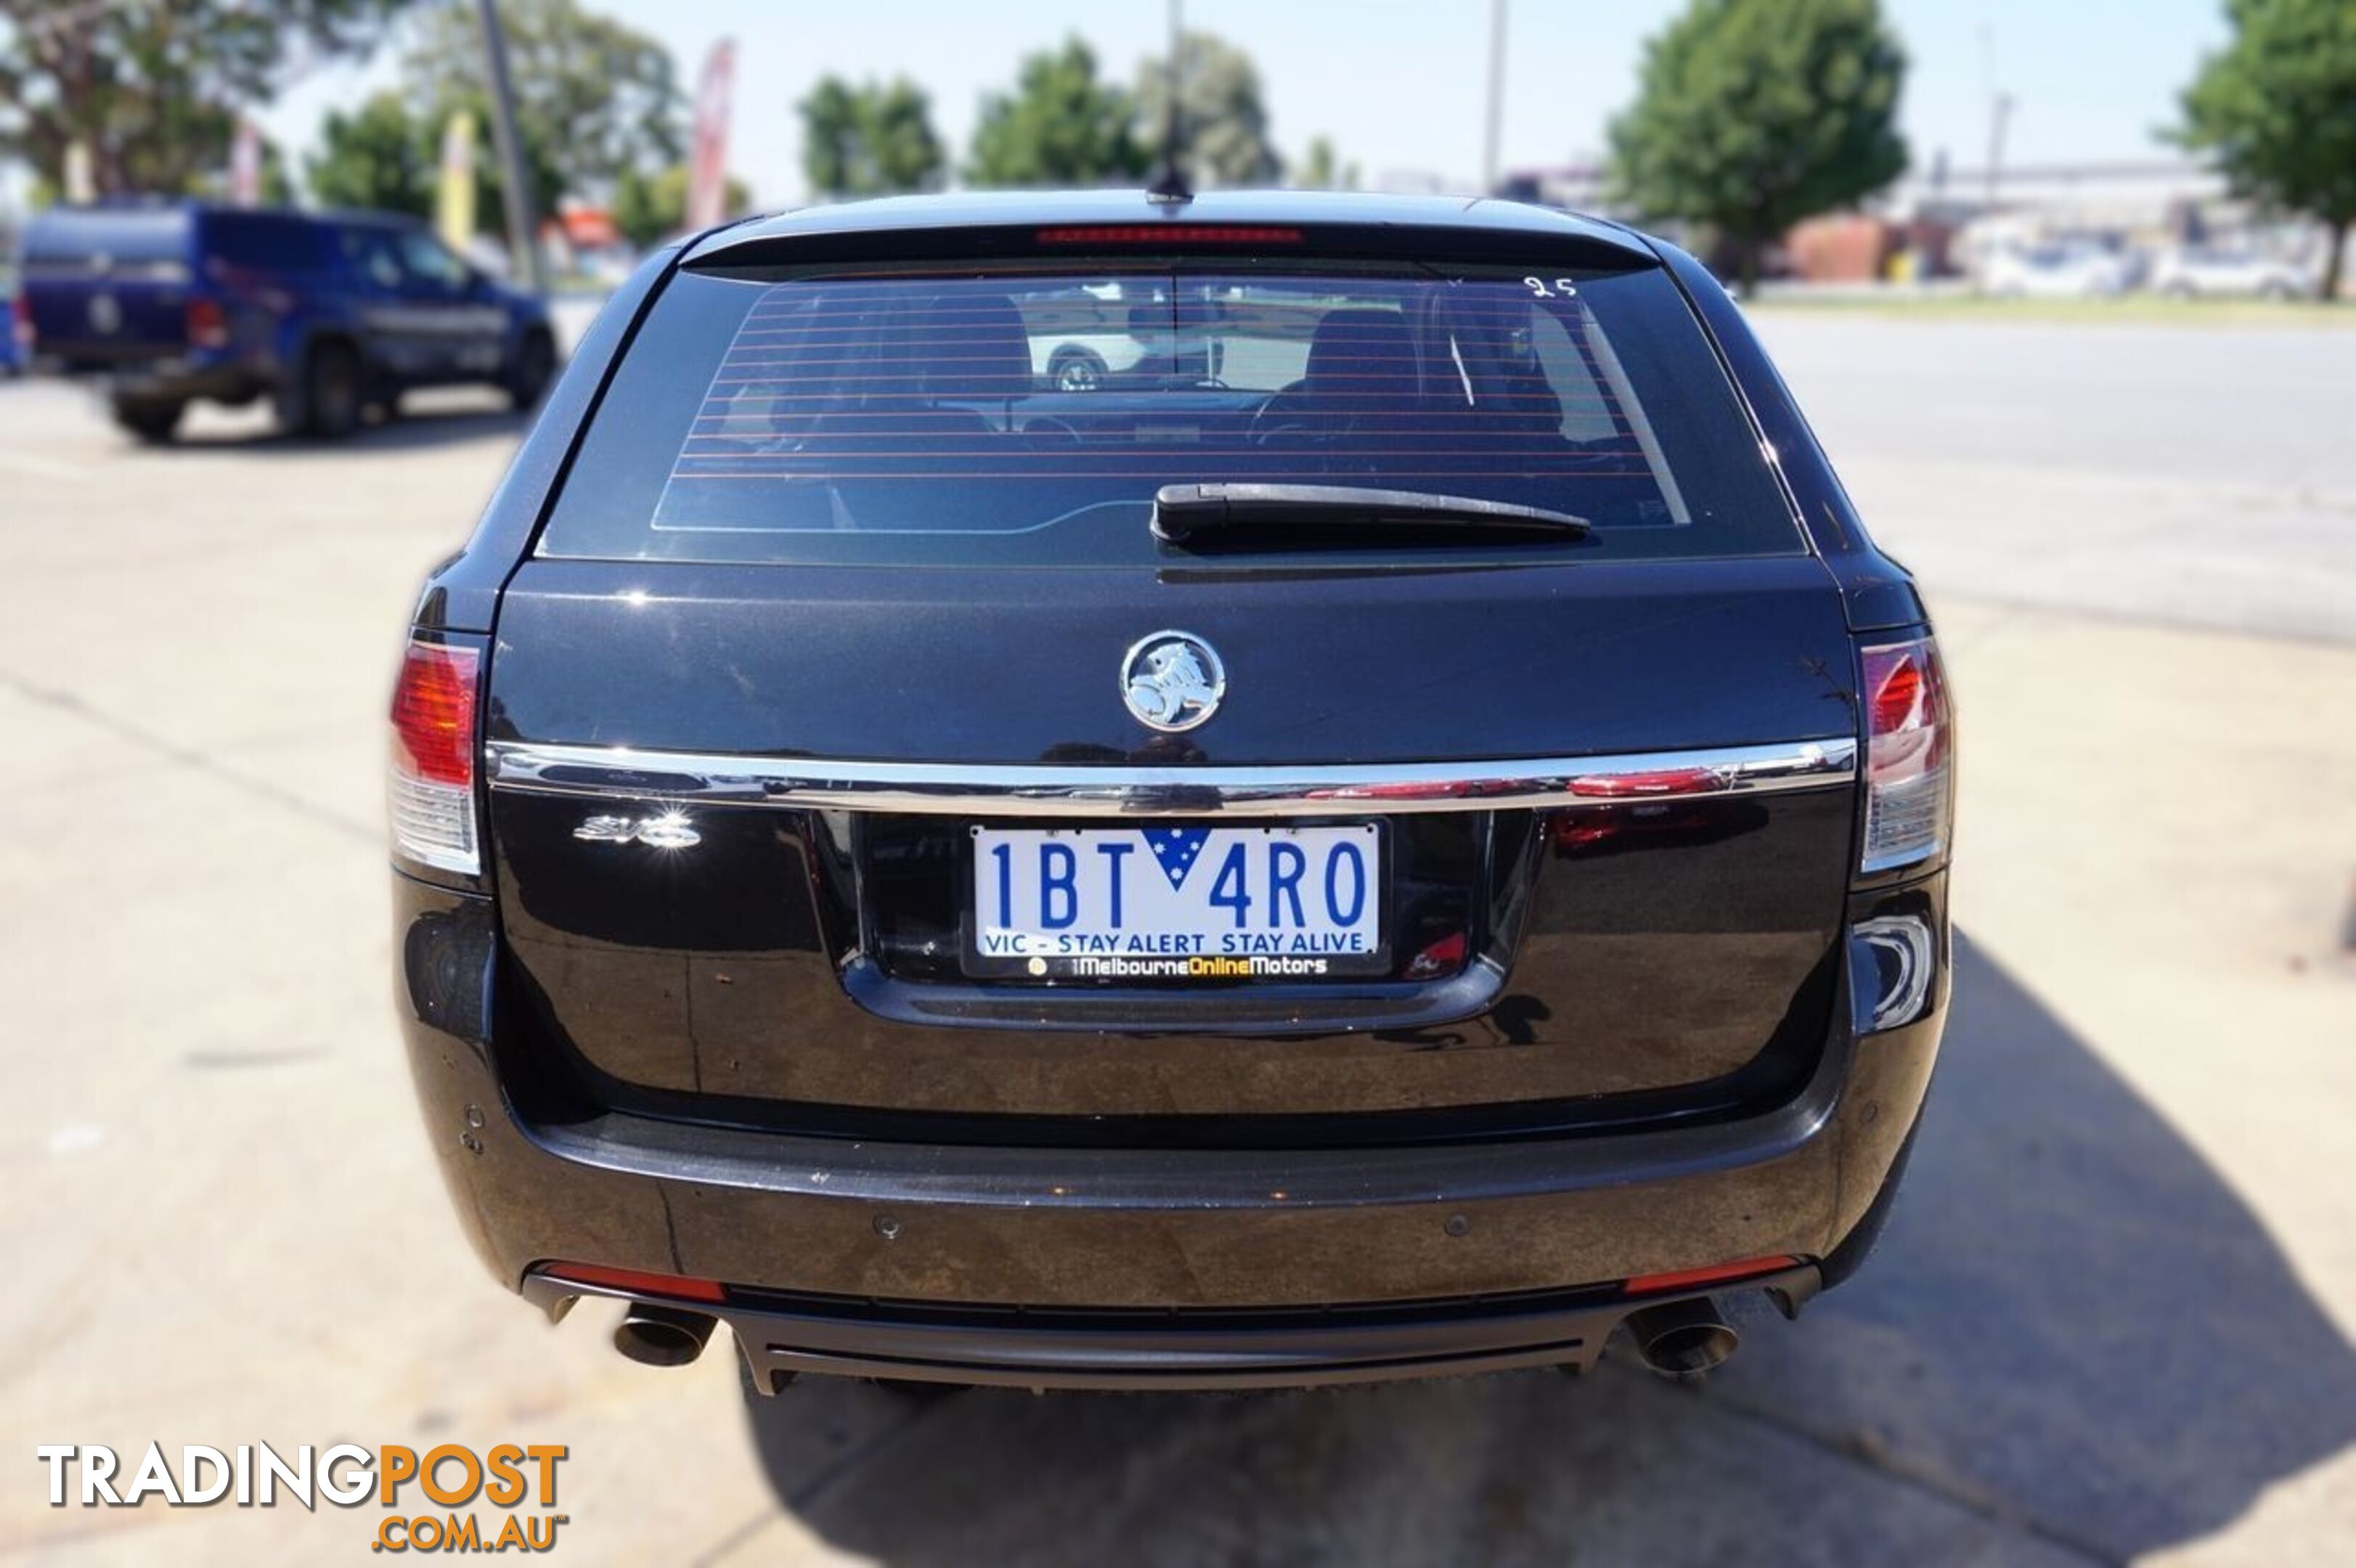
[687, 39, 737, 232]
[229, 119, 261, 207]
[438, 110, 478, 256]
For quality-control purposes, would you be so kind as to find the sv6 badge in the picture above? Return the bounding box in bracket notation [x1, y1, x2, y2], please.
[572, 810, 701, 849]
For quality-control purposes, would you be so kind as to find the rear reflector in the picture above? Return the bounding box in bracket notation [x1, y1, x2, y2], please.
[1858, 635, 1952, 875]
[540, 1262, 726, 1303]
[1623, 1255, 1802, 1297]
[1035, 224, 1303, 247]
[388, 640, 481, 874]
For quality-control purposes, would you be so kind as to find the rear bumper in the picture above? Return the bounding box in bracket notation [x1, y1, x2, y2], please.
[524, 1264, 1825, 1391]
[33, 354, 261, 404]
[396, 873, 1943, 1385]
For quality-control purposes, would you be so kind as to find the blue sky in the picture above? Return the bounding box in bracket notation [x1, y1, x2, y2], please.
[261, 0, 2230, 208]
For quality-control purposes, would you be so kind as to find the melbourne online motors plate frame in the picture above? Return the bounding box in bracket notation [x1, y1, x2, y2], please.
[964, 822, 1390, 981]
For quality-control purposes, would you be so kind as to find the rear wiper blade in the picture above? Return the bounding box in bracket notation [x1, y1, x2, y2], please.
[1151, 483, 1591, 544]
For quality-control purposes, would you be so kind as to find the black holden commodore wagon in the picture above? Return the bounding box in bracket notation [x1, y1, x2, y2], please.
[388, 190, 1952, 1392]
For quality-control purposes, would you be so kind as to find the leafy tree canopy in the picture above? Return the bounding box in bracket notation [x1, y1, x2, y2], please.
[2175, 0, 2356, 297]
[966, 38, 1147, 187]
[404, 0, 680, 207]
[1133, 30, 1281, 187]
[307, 91, 436, 217]
[1609, 0, 1907, 290]
[798, 75, 944, 199]
[614, 160, 751, 246]
[0, 0, 408, 196]
[306, 89, 560, 245]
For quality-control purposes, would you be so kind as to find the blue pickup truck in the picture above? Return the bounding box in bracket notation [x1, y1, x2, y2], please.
[17, 201, 557, 441]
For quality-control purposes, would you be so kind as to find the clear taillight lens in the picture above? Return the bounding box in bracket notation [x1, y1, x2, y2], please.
[1859, 635, 1952, 875]
[389, 640, 481, 873]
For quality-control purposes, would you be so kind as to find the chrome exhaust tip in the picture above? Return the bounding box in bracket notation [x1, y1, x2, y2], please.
[1623, 1297, 1739, 1377]
[613, 1302, 717, 1368]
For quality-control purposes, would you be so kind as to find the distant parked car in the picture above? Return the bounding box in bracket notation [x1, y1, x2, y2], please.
[2, 285, 23, 377]
[2148, 245, 2312, 300]
[17, 200, 557, 442]
[1981, 242, 2135, 299]
[1035, 307, 1227, 391]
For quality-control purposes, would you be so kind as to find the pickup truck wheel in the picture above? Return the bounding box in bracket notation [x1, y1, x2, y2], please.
[505, 329, 555, 410]
[286, 341, 362, 440]
[1049, 345, 1106, 392]
[110, 397, 184, 444]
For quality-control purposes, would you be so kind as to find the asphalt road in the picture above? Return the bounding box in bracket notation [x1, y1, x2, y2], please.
[3, 313, 2352, 1565]
[1753, 312, 2356, 643]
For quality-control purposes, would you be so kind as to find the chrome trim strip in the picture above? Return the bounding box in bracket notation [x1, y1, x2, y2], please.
[485, 737, 1856, 817]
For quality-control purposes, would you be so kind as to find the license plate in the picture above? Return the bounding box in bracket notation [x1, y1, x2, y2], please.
[967, 824, 1385, 981]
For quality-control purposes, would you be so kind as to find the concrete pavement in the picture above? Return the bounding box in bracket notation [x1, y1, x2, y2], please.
[1753, 314, 2356, 642]
[3, 319, 2352, 1565]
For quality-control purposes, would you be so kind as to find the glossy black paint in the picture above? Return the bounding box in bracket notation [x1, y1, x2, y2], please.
[394, 192, 1951, 1383]
[394, 869, 1944, 1318]
[486, 555, 1858, 766]
[486, 786, 1854, 1137]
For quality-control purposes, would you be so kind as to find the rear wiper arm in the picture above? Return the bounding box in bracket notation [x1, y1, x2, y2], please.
[1151, 483, 1591, 544]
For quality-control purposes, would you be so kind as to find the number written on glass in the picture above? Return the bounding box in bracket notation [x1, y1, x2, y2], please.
[1523, 276, 1581, 299]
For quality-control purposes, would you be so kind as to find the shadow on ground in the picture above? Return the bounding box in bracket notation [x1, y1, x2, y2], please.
[742, 936, 2356, 1565]
[166, 397, 528, 453]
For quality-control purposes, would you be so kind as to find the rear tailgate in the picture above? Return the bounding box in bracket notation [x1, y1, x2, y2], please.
[20, 207, 195, 364]
[478, 234, 1863, 1143]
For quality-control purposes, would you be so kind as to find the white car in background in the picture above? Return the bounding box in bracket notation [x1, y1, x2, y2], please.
[1981, 242, 2137, 299]
[2148, 246, 2313, 300]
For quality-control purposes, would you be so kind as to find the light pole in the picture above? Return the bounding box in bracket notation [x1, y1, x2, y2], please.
[474, 0, 546, 293]
[1482, 0, 1508, 195]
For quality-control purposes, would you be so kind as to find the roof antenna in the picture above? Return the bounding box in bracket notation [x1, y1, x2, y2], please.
[1146, 0, 1193, 204]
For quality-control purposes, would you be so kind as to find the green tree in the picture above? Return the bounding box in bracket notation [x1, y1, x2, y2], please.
[306, 90, 560, 245]
[798, 75, 944, 198]
[0, 0, 408, 196]
[2174, 0, 2356, 299]
[1133, 30, 1281, 187]
[308, 91, 436, 216]
[1608, 0, 1908, 293]
[967, 38, 1148, 187]
[403, 0, 681, 208]
[613, 161, 753, 245]
[1297, 134, 1358, 190]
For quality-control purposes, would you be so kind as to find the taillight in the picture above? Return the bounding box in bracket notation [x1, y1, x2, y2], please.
[185, 295, 229, 349]
[1858, 635, 1952, 874]
[1035, 224, 1304, 246]
[9, 294, 30, 353]
[388, 640, 481, 873]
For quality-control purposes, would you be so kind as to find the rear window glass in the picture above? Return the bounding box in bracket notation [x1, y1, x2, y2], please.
[542, 260, 1799, 566]
[203, 213, 330, 272]
[21, 210, 192, 277]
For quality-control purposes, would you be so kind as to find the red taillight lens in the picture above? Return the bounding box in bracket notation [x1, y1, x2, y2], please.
[1858, 635, 1952, 874]
[388, 640, 481, 873]
[1870, 658, 1923, 734]
[1035, 224, 1303, 247]
[391, 642, 478, 785]
[9, 294, 30, 352]
[185, 296, 229, 349]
